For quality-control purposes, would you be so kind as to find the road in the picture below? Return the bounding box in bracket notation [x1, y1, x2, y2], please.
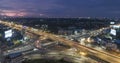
[3, 44, 34, 55]
[23, 51, 98, 63]
[0, 20, 120, 63]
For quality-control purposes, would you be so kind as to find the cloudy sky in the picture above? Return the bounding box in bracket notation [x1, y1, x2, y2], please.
[0, 0, 120, 17]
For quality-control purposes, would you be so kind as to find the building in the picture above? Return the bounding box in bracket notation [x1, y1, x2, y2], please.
[4, 52, 23, 63]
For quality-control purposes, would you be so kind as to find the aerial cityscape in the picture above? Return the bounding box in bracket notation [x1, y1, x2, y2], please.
[0, 0, 120, 63]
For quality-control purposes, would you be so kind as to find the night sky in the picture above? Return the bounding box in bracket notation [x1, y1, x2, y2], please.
[0, 0, 120, 17]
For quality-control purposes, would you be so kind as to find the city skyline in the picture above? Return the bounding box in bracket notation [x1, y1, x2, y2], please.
[0, 0, 120, 17]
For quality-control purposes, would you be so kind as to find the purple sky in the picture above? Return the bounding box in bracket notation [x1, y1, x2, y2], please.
[0, 0, 120, 17]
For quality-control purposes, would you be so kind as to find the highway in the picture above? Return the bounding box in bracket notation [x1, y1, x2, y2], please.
[0, 20, 120, 63]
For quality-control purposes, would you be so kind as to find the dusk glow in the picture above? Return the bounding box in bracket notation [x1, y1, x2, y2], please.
[0, 0, 120, 17]
[0, 10, 27, 17]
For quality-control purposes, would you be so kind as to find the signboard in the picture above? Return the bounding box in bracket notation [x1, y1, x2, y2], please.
[110, 22, 115, 25]
[5, 29, 12, 38]
[113, 25, 120, 29]
[110, 29, 116, 36]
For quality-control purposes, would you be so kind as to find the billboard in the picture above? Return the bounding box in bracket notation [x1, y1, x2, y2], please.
[110, 29, 116, 36]
[5, 29, 12, 38]
[113, 25, 120, 29]
[110, 22, 115, 25]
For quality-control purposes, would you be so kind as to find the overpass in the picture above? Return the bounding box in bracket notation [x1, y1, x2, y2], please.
[0, 20, 120, 63]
